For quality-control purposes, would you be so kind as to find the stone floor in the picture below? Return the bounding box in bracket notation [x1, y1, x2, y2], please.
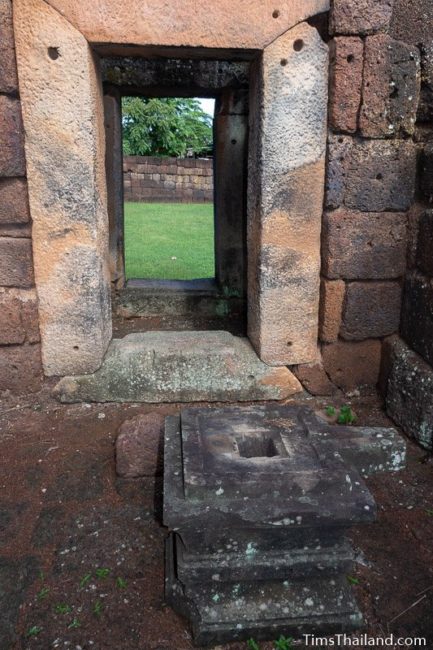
[0, 385, 432, 649]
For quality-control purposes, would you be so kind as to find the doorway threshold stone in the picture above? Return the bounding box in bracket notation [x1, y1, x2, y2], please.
[53, 331, 302, 403]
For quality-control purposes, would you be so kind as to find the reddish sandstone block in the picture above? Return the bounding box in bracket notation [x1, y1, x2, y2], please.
[292, 361, 337, 396]
[0, 179, 30, 224]
[0, 343, 43, 394]
[0, 238, 34, 287]
[341, 281, 402, 340]
[0, 0, 18, 93]
[322, 210, 407, 280]
[330, 0, 394, 36]
[0, 96, 26, 177]
[329, 37, 364, 133]
[116, 413, 165, 478]
[319, 279, 345, 343]
[360, 35, 420, 137]
[0, 294, 25, 344]
[322, 339, 382, 392]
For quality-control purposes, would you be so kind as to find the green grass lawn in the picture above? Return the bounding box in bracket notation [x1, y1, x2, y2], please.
[124, 202, 215, 280]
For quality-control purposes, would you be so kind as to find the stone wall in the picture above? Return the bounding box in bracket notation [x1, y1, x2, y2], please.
[123, 156, 213, 203]
[0, 0, 42, 393]
[300, 0, 430, 397]
[2, 0, 433, 405]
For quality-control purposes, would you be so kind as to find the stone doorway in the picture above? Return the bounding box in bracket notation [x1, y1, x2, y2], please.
[13, 0, 329, 390]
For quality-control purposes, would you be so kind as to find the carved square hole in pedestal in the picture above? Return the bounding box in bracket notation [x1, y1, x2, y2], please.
[235, 434, 280, 458]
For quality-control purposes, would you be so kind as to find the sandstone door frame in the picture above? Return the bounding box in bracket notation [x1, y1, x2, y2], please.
[13, 0, 329, 376]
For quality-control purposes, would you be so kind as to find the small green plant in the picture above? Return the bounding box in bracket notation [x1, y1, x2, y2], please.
[93, 600, 103, 618]
[274, 636, 294, 650]
[337, 405, 356, 425]
[68, 618, 81, 630]
[95, 568, 110, 579]
[347, 575, 360, 585]
[426, 508, 433, 516]
[26, 625, 42, 638]
[116, 576, 127, 589]
[37, 586, 50, 601]
[247, 640, 260, 650]
[325, 405, 336, 417]
[55, 603, 72, 615]
[79, 573, 92, 588]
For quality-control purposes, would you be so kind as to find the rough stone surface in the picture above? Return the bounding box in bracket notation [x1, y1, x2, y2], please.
[292, 361, 337, 395]
[0, 96, 26, 177]
[360, 34, 420, 138]
[0, 179, 30, 225]
[248, 22, 328, 365]
[0, 0, 18, 93]
[322, 210, 407, 280]
[116, 413, 165, 478]
[420, 143, 433, 202]
[319, 279, 345, 343]
[44, 0, 330, 50]
[386, 336, 433, 450]
[0, 557, 39, 649]
[416, 210, 433, 276]
[401, 272, 433, 367]
[0, 238, 34, 288]
[322, 339, 382, 392]
[326, 136, 416, 212]
[164, 404, 405, 643]
[0, 343, 43, 394]
[0, 290, 39, 345]
[330, 0, 394, 36]
[14, 0, 112, 376]
[53, 331, 302, 403]
[329, 37, 364, 133]
[341, 282, 402, 340]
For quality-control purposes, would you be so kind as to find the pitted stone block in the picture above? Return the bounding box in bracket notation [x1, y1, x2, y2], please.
[163, 404, 406, 644]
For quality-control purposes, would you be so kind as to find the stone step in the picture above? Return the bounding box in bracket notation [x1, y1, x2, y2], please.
[53, 331, 302, 403]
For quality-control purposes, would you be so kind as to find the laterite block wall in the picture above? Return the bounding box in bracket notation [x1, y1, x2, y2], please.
[123, 156, 213, 203]
[0, 0, 42, 393]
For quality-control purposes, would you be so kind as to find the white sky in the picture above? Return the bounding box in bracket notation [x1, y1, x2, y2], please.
[198, 98, 215, 119]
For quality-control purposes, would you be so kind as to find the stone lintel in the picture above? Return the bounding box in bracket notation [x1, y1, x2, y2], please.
[44, 0, 330, 51]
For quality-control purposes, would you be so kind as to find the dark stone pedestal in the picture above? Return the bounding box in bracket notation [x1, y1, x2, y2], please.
[163, 405, 405, 646]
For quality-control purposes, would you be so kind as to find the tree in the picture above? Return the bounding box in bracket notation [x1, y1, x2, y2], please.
[121, 97, 213, 157]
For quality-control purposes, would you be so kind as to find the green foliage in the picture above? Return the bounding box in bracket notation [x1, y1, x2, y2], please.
[274, 636, 294, 650]
[68, 617, 81, 629]
[36, 586, 50, 601]
[79, 573, 92, 588]
[325, 405, 336, 416]
[337, 405, 357, 425]
[347, 575, 360, 585]
[247, 640, 260, 650]
[116, 576, 127, 589]
[426, 508, 433, 516]
[93, 600, 103, 618]
[55, 603, 72, 615]
[122, 97, 213, 157]
[95, 568, 110, 579]
[26, 626, 42, 638]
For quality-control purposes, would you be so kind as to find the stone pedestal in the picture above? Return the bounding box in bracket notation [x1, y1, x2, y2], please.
[163, 404, 405, 645]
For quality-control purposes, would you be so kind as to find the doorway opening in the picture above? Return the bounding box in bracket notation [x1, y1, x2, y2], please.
[121, 96, 216, 283]
[102, 57, 250, 335]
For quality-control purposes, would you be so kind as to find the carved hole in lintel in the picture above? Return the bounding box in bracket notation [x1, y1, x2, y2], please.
[272, 9, 280, 18]
[48, 47, 60, 60]
[293, 39, 304, 52]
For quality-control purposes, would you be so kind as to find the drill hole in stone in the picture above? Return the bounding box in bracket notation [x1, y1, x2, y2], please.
[272, 9, 280, 18]
[280, 58, 288, 67]
[376, 173, 383, 180]
[48, 47, 60, 60]
[347, 54, 355, 63]
[293, 39, 304, 52]
[236, 434, 280, 459]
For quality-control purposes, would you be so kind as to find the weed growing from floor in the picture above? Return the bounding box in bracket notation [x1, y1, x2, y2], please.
[26, 625, 42, 638]
[95, 567, 110, 579]
[347, 575, 360, 585]
[54, 603, 72, 615]
[247, 636, 294, 649]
